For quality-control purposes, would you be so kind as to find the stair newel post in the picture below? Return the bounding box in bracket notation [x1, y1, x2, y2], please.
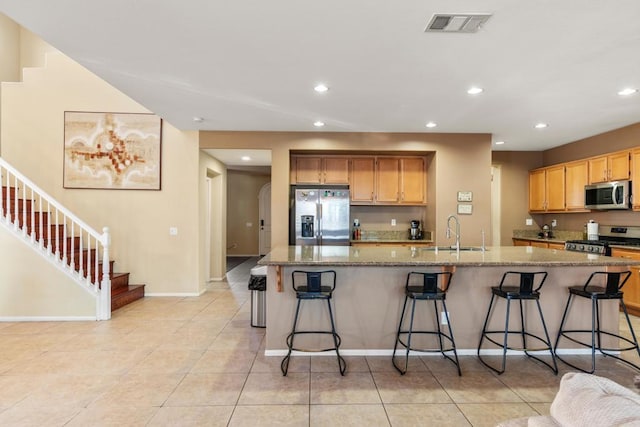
[99, 227, 112, 320]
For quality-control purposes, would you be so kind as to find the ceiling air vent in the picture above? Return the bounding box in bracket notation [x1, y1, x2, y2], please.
[425, 13, 492, 33]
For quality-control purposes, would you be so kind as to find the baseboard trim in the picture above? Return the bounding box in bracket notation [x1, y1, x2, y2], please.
[0, 316, 96, 322]
[264, 348, 607, 357]
[145, 292, 202, 297]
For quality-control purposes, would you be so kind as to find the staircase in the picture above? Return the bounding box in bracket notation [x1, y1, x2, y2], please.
[0, 159, 144, 318]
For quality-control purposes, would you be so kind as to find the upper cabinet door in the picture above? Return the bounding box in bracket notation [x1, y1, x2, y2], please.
[545, 165, 565, 211]
[375, 158, 400, 203]
[608, 151, 631, 181]
[322, 157, 350, 184]
[529, 168, 547, 212]
[294, 157, 323, 184]
[399, 157, 426, 204]
[350, 157, 375, 203]
[565, 160, 588, 211]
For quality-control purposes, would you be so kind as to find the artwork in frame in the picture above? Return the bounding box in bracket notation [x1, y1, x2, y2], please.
[63, 111, 162, 190]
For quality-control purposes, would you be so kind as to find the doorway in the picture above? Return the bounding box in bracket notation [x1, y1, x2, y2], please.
[259, 182, 272, 255]
[491, 165, 501, 246]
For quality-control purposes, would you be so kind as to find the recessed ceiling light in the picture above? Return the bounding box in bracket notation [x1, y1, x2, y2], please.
[193, 117, 204, 123]
[618, 88, 638, 96]
[534, 123, 548, 129]
[467, 87, 483, 95]
[314, 121, 325, 127]
[241, 156, 251, 162]
[494, 141, 505, 145]
[425, 122, 437, 128]
[314, 84, 329, 93]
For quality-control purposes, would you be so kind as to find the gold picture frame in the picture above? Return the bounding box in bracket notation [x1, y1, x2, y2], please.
[63, 111, 162, 190]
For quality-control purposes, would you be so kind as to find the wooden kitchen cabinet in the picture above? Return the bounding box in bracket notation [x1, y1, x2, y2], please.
[292, 156, 349, 185]
[529, 165, 565, 212]
[350, 157, 376, 203]
[376, 158, 401, 203]
[588, 151, 630, 183]
[512, 238, 565, 250]
[631, 149, 640, 210]
[351, 156, 427, 205]
[610, 248, 640, 316]
[564, 160, 589, 211]
[399, 157, 426, 204]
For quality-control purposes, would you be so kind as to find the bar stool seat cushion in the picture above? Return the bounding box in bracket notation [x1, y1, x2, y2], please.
[294, 285, 333, 299]
[491, 286, 539, 299]
[569, 285, 623, 299]
[406, 286, 446, 300]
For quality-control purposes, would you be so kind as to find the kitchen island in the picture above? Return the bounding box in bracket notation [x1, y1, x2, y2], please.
[258, 245, 632, 356]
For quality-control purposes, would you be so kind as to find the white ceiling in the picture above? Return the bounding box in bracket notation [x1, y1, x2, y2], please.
[1, 0, 639, 153]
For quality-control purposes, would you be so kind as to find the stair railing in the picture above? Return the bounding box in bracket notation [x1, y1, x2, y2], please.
[0, 157, 111, 320]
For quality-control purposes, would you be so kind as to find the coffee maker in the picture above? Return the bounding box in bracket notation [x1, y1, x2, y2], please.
[409, 220, 422, 240]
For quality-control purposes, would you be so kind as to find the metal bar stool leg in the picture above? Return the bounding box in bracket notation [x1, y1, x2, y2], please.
[281, 298, 303, 376]
[532, 299, 558, 374]
[392, 296, 410, 374]
[441, 299, 461, 376]
[326, 298, 346, 376]
[477, 294, 497, 370]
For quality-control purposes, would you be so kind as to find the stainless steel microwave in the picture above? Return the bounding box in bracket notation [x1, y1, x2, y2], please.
[584, 180, 631, 210]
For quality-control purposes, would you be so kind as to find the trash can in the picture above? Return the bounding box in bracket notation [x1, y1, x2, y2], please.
[248, 265, 267, 328]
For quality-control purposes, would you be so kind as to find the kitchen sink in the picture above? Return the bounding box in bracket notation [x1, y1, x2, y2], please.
[421, 246, 487, 252]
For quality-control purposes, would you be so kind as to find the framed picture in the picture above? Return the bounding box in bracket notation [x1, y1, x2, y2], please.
[63, 111, 162, 190]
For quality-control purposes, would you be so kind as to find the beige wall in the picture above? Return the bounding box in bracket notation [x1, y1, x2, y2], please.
[226, 170, 270, 256]
[1, 51, 203, 296]
[544, 123, 640, 165]
[200, 132, 493, 248]
[492, 151, 544, 245]
[0, 228, 96, 318]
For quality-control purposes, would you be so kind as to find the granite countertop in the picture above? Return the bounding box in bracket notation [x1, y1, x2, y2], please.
[259, 245, 633, 267]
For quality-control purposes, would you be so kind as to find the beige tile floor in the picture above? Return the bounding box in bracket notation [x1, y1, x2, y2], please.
[0, 258, 639, 426]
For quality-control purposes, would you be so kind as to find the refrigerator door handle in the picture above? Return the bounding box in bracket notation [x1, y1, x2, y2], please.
[317, 203, 322, 243]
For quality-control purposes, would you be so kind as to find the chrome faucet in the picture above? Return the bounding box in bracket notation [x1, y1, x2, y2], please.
[446, 214, 461, 251]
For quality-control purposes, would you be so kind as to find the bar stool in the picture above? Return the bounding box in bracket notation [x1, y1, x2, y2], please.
[477, 271, 558, 375]
[392, 271, 461, 375]
[554, 271, 640, 373]
[281, 270, 346, 376]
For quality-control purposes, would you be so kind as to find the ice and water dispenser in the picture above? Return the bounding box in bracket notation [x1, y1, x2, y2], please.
[301, 215, 315, 238]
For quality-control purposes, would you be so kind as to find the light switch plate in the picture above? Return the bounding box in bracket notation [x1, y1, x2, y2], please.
[526, 218, 533, 226]
[457, 204, 473, 215]
[169, 227, 178, 236]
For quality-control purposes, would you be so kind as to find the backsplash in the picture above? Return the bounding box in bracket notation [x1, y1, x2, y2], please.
[513, 229, 582, 241]
[360, 229, 433, 242]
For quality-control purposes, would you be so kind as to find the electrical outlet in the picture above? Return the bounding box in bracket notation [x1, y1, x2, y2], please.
[169, 227, 178, 236]
[551, 219, 557, 227]
[526, 218, 533, 226]
[441, 311, 450, 325]
[391, 219, 396, 226]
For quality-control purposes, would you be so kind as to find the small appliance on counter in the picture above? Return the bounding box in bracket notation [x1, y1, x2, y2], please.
[409, 220, 423, 240]
[538, 224, 552, 239]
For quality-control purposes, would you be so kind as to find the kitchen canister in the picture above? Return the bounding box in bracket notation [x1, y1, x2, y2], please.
[587, 220, 599, 240]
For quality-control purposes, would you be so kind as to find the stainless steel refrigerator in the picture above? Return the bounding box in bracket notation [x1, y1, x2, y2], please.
[290, 186, 350, 246]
